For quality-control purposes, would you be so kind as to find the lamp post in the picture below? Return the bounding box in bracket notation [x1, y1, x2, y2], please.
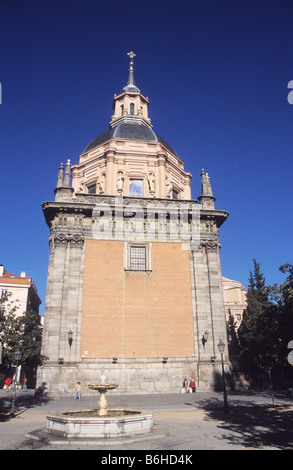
[68, 330, 73, 348]
[201, 330, 209, 347]
[217, 338, 229, 414]
[0, 331, 3, 365]
[11, 350, 22, 417]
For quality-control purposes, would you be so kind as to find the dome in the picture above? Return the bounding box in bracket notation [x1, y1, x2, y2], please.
[84, 121, 178, 156]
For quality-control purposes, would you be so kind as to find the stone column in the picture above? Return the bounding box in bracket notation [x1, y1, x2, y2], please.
[58, 234, 85, 363]
[157, 154, 166, 198]
[190, 240, 228, 388]
[106, 152, 116, 194]
[40, 233, 85, 364]
[41, 234, 68, 364]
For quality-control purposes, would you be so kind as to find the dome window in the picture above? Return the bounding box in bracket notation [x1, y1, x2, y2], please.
[129, 179, 143, 197]
[88, 184, 96, 194]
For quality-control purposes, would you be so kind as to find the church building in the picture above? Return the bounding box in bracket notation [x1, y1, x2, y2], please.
[38, 53, 229, 395]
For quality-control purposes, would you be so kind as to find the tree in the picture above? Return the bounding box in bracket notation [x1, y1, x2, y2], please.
[21, 309, 46, 367]
[227, 309, 240, 378]
[271, 263, 293, 373]
[0, 295, 46, 369]
[236, 261, 293, 396]
[227, 309, 240, 356]
[238, 259, 280, 395]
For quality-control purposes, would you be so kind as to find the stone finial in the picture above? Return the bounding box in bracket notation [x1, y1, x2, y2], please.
[63, 159, 71, 187]
[56, 163, 64, 188]
[199, 169, 216, 209]
[201, 169, 213, 197]
[54, 160, 73, 201]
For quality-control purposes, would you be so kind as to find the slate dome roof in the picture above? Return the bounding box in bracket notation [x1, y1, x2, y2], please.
[84, 121, 178, 156]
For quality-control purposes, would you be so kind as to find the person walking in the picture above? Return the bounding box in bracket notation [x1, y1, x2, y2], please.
[189, 379, 196, 393]
[74, 381, 81, 400]
[183, 378, 189, 393]
[22, 377, 27, 391]
[4, 377, 11, 392]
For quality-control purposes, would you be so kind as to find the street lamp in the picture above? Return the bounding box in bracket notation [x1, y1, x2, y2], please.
[217, 338, 229, 414]
[11, 350, 22, 417]
[201, 330, 209, 347]
[68, 330, 73, 347]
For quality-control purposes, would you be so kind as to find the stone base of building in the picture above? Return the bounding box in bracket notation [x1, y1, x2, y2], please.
[36, 358, 230, 396]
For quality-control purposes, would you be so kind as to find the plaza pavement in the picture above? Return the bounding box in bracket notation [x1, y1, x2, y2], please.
[0, 388, 293, 452]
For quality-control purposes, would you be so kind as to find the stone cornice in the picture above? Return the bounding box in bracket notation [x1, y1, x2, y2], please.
[42, 195, 228, 240]
[42, 195, 228, 220]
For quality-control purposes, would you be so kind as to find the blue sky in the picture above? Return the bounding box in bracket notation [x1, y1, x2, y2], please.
[1, 0, 293, 314]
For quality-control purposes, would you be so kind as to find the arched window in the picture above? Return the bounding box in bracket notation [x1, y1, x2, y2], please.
[130, 103, 135, 115]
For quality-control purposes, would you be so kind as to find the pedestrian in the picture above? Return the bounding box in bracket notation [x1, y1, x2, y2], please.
[74, 381, 81, 400]
[4, 377, 11, 392]
[183, 378, 189, 393]
[22, 377, 27, 391]
[189, 379, 196, 393]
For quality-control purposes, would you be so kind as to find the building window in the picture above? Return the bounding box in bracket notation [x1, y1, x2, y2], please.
[1, 290, 7, 300]
[130, 103, 135, 115]
[129, 179, 143, 197]
[125, 243, 152, 275]
[172, 189, 179, 199]
[88, 184, 96, 194]
[130, 245, 146, 270]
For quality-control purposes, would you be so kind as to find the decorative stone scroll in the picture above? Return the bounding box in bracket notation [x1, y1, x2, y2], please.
[49, 232, 85, 248]
[190, 239, 221, 252]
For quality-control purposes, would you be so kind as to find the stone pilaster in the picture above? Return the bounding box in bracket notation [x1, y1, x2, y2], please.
[157, 154, 166, 198]
[190, 239, 229, 389]
[40, 232, 85, 366]
[106, 151, 116, 194]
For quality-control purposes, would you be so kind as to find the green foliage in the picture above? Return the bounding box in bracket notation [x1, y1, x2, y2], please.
[21, 309, 46, 366]
[237, 260, 293, 386]
[0, 295, 47, 368]
[227, 309, 239, 356]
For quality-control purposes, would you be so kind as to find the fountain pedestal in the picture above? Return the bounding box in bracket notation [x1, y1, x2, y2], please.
[98, 391, 107, 417]
[87, 383, 118, 417]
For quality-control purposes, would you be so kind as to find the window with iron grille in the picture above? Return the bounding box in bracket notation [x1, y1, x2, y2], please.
[1, 290, 7, 300]
[130, 245, 146, 270]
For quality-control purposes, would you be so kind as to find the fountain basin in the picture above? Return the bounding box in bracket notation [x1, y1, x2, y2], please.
[87, 384, 118, 391]
[46, 409, 154, 439]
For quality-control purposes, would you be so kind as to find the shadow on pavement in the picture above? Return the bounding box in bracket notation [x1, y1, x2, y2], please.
[191, 395, 293, 450]
[0, 382, 51, 422]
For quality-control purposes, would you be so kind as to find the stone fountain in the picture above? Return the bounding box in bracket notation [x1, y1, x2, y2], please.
[46, 368, 153, 440]
[87, 367, 118, 417]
